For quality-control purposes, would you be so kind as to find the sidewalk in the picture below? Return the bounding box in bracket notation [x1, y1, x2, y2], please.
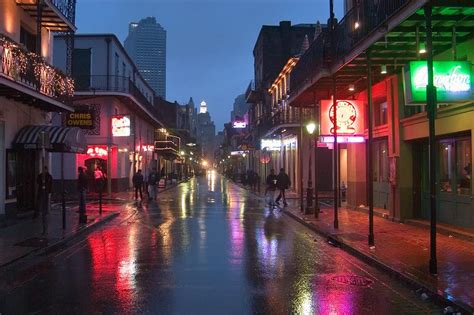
[0, 201, 121, 268]
[238, 184, 474, 313]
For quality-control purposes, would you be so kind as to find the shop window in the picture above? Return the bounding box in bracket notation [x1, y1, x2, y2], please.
[439, 141, 455, 192]
[5, 150, 17, 199]
[373, 140, 388, 182]
[456, 138, 471, 195]
[374, 99, 388, 127]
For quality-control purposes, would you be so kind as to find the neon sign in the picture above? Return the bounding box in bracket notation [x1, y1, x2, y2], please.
[320, 100, 364, 136]
[320, 136, 365, 143]
[408, 61, 471, 102]
[87, 146, 108, 157]
[261, 139, 281, 151]
[137, 145, 154, 152]
[232, 121, 247, 129]
[112, 115, 131, 137]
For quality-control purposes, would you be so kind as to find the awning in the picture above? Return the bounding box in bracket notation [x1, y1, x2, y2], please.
[13, 125, 86, 153]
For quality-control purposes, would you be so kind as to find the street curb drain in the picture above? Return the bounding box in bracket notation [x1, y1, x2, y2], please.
[281, 209, 474, 315]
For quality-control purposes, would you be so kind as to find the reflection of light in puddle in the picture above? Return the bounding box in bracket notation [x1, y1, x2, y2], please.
[207, 169, 216, 191]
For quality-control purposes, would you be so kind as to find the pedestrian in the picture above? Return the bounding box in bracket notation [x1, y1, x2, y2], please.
[77, 166, 88, 223]
[94, 166, 106, 193]
[275, 168, 291, 207]
[133, 169, 144, 200]
[265, 169, 278, 207]
[148, 167, 159, 201]
[35, 166, 52, 234]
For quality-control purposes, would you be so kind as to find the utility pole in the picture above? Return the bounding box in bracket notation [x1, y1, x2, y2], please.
[425, 3, 438, 275]
[367, 49, 375, 247]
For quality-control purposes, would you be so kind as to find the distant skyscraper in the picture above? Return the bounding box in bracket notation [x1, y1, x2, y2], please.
[196, 100, 216, 162]
[124, 17, 166, 99]
[199, 101, 207, 114]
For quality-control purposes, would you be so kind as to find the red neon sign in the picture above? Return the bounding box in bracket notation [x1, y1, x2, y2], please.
[320, 100, 364, 136]
[87, 146, 108, 157]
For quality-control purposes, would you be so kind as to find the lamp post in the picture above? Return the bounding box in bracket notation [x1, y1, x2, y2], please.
[305, 122, 317, 215]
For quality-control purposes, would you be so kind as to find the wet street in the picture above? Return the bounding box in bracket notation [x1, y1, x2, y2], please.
[0, 171, 442, 314]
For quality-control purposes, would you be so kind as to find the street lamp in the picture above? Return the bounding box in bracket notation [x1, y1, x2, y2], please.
[305, 122, 317, 215]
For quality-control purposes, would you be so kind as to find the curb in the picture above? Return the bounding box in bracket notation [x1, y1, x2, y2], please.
[0, 212, 119, 270]
[282, 209, 474, 315]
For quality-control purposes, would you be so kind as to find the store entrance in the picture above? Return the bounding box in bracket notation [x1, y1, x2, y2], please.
[85, 158, 107, 192]
[16, 151, 38, 213]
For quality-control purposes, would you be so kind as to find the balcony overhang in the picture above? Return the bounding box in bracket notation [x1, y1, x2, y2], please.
[74, 91, 163, 128]
[16, 0, 76, 32]
[289, 1, 474, 106]
[0, 76, 73, 112]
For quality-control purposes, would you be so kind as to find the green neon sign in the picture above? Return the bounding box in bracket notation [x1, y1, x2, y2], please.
[408, 61, 471, 102]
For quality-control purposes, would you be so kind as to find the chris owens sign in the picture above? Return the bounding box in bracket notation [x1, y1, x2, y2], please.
[408, 61, 471, 103]
[112, 115, 131, 137]
[66, 110, 95, 129]
[320, 100, 364, 138]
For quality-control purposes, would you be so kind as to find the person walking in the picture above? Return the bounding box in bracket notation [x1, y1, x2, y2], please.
[35, 166, 53, 235]
[77, 167, 88, 223]
[133, 169, 144, 200]
[265, 169, 278, 208]
[148, 167, 159, 201]
[94, 166, 106, 193]
[275, 168, 291, 207]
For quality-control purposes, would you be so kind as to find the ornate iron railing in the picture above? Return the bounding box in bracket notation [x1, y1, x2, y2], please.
[0, 34, 74, 102]
[291, 0, 412, 96]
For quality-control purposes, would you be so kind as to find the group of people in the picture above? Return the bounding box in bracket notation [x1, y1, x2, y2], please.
[132, 167, 161, 201]
[265, 168, 291, 208]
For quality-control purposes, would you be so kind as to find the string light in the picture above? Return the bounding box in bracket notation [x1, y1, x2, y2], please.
[0, 34, 74, 100]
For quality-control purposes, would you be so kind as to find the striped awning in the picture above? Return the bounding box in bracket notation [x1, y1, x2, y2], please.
[13, 125, 86, 153]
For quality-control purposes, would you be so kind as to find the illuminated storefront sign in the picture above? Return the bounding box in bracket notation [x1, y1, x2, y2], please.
[230, 150, 248, 156]
[137, 145, 155, 152]
[261, 139, 281, 151]
[112, 115, 131, 137]
[232, 121, 247, 129]
[408, 61, 471, 103]
[320, 100, 365, 137]
[320, 136, 365, 144]
[87, 146, 108, 158]
[66, 110, 95, 129]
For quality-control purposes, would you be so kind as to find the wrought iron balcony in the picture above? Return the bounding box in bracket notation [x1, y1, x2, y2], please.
[16, 0, 76, 31]
[0, 34, 74, 103]
[290, 0, 412, 98]
[254, 108, 314, 138]
[333, 0, 411, 61]
[245, 80, 262, 103]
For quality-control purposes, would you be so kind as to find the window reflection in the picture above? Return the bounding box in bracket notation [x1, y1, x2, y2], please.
[457, 138, 471, 195]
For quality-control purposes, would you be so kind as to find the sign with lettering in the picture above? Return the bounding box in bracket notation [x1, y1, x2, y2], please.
[320, 100, 365, 137]
[408, 61, 471, 103]
[66, 110, 95, 129]
[112, 115, 131, 137]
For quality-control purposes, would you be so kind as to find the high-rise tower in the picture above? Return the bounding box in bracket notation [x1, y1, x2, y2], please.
[125, 17, 166, 99]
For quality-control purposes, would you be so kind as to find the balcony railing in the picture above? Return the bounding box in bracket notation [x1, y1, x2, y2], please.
[334, 0, 411, 61]
[290, 32, 329, 96]
[291, 0, 412, 96]
[245, 80, 262, 103]
[0, 34, 74, 102]
[255, 108, 314, 138]
[74, 75, 157, 118]
[16, 0, 76, 30]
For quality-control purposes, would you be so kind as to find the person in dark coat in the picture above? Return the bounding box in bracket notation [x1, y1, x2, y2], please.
[77, 167, 88, 220]
[265, 169, 278, 207]
[35, 166, 53, 219]
[133, 169, 144, 200]
[275, 168, 291, 206]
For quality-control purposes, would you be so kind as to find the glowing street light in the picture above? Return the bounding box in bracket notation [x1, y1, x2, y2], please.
[306, 122, 317, 135]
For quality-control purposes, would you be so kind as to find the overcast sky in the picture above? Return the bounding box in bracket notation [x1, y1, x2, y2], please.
[76, 0, 343, 131]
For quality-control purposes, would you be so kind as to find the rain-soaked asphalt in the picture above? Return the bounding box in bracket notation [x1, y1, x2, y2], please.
[0, 171, 443, 314]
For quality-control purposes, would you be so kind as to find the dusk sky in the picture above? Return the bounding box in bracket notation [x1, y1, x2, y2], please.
[76, 0, 343, 131]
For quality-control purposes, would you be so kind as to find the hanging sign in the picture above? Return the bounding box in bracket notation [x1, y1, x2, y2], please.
[87, 146, 108, 158]
[407, 61, 471, 103]
[261, 139, 281, 151]
[320, 100, 365, 139]
[66, 110, 95, 129]
[112, 115, 131, 137]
